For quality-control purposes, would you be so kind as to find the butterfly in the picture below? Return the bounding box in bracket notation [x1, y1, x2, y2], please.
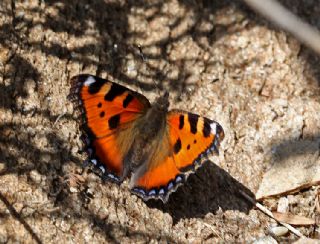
[69, 74, 224, 203]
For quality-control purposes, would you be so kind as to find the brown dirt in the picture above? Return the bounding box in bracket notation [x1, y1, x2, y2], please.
[0, 0, 319, 243]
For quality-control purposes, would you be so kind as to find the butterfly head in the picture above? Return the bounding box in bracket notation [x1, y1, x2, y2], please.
[152, 91, 170, 112]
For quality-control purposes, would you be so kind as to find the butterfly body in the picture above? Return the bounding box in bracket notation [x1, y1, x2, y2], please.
[69, 74, 224, 203]
[133, 92, 169, 143]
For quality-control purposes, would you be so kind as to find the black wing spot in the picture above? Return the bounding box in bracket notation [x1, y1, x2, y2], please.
[100, 111, 105, 118]
[108, 114, 120, 129]
[97, 102, 102, 108]
[123, 94, 134, 108]
[179, 115, 184, 130]
[105, 83, 126, 101]
[194, 139, 197, 144]
[187, 144, 190, 150]
[173, 138, 182, 154]
[203, 118, 211, 137]
[188, 114, 198, 134]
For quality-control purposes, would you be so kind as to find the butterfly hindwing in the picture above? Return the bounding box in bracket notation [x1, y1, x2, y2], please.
[130, 132, 186, 202]
[131, 110, 224, 202]
[70, 74, 151, 181]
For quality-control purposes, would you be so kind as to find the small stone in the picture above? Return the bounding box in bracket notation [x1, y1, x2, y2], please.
[69, 187, 78, 193]
[269, 226, 289, 237]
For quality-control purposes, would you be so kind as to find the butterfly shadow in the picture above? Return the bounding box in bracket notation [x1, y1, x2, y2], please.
[146, 160, 255, 223]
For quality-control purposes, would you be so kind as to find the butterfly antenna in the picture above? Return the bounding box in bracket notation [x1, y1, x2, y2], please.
[136, 45, 162, 96]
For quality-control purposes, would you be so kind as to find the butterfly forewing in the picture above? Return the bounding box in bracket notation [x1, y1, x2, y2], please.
[168, 110, 224, 172]
[70, 74, 150, 181]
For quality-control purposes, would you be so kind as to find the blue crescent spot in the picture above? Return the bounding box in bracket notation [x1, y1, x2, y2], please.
[108, 173, 116, 179]
[99, 166, 105, 174]
[167, 182, 174, 190]
[175, 175, 183, 183]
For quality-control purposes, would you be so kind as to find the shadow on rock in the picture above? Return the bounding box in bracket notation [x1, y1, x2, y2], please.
[146, 161, 255, 223]
[0, 192, 43, 244]
[271, 136, 320, 165]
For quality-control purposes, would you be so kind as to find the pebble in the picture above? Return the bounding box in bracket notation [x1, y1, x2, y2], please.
[69, 187, 78, 193]
[269, 226, 289, 237]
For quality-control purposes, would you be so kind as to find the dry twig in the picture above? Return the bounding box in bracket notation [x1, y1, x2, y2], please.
[244, 0, 320, 55]
[239, 190, 305, 238]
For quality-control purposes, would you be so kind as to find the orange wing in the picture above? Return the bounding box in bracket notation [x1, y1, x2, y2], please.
[131, 110, 224, 202]
[69, 74, 151, 182]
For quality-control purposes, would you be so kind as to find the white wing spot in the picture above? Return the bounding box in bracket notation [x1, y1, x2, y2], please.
[91, 159, 97, 165]
[84, 76, 96, 86]
[210, 122, 217, 135]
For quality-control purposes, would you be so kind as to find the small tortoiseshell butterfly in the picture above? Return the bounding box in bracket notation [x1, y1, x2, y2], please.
[69, 74, 224, 203]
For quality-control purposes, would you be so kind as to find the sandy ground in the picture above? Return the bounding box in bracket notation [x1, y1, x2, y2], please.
[0, 0, 319, 243]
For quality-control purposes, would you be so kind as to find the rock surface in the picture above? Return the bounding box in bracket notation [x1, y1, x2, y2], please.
[0, 0, 319, 242]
